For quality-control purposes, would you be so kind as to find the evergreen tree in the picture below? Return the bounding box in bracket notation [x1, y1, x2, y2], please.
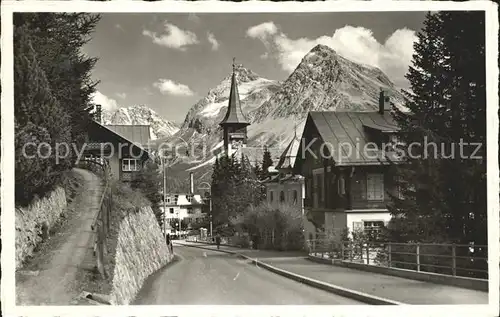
[14, 13, 101, 156]
[14, 26, 71, 205]
[388, 11, 487, 244]
[14, 13, 100, 205]
[261, 146, 274, 180]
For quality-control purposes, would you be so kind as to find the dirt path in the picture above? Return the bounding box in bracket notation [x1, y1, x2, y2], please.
[16, 168, 104, 305]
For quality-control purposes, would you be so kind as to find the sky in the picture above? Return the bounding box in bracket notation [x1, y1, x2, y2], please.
[84, 12, 427, 125]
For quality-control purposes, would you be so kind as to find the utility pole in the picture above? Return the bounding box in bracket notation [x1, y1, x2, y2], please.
[209, 186, 213, 238]
[162, 156, 167, 237]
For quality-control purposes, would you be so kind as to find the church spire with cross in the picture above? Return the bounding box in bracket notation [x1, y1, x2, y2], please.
[219, 58, 250, 154]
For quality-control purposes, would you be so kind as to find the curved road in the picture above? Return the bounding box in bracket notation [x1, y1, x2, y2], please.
[134, 245, 365, 305]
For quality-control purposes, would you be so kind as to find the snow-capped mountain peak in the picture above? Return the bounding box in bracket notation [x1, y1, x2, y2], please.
[103, 105, 179, 140]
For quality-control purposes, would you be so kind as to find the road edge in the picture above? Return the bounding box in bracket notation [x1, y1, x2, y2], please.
[176, 242, 404, 305]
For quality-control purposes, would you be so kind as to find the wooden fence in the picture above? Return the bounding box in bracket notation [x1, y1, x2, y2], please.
[77, 158, 113, 279]
[307, 239, 488, 279]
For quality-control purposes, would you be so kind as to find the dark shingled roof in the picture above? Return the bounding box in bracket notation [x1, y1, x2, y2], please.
[219, 71, 249, 126]
[276, 134, 301, 170]
[104, 125, 151, 146]
[306, 111, 401, 166]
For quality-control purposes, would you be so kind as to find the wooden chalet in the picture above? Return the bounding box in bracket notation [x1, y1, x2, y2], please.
[294, 90, 403, 240]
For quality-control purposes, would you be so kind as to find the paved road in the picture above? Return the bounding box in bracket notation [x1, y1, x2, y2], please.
[133, 245, 365, 305]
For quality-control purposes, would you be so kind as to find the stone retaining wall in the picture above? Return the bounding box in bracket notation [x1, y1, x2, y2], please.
[109, 206, 173, 305]
[15, 187, 67, 269]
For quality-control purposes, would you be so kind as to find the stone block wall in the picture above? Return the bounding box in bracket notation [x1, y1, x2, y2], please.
[109, 206, 173, 305]
[15, 187, 67, 269]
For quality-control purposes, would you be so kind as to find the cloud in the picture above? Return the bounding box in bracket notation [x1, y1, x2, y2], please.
[246, 21, 278, 41]
[143, 21, 199, 51]
[115, 24, 124, 31]
[246, 22, 417, 88]
[92, 91, 119, 111]
[207, 32, 220, 51]
[116, 92, 127, 99]
[188, 13, 201, 24]
[154, 79, 194, 96]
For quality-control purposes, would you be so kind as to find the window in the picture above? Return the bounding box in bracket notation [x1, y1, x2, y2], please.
[270, 191, 274, 202]
[122, 158, 140, 171]
[363, 221, 385, 233]
[366, 173, 384, 201]
[187, 195, 192, 202]
[280, 191, 285, 203]
[293, 190, 298, 205]
[187, 207, 194, 214]
[169, 208, 174, 214]
[174, 195, 179, 204]
[166, 196, 171, 204]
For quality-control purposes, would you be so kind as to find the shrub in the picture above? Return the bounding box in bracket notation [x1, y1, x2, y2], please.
[230, 202, 304, 251]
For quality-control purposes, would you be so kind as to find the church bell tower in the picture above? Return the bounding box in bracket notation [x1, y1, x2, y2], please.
[219, 58, 250, 155]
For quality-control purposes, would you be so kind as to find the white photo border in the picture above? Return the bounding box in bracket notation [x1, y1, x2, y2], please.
[1, 1, 498, 317]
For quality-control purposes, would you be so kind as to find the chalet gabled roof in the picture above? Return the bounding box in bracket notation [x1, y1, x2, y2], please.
[219, 61, 249, 126]
[303, 111, 401, 166]
[104, 125, 151, 146]
[87, 120, 150, 159]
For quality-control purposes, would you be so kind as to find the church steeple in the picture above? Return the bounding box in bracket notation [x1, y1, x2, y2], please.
[219, 58, 250, 155]
[219, 58, 250, 126]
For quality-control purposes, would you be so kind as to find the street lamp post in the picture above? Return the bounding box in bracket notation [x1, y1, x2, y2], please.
[198, 182, 212, 237]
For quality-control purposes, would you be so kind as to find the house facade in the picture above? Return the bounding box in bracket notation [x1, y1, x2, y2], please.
[161, 193, 206, 231]
[294, 90, 403, 242]
[263, 131, 316, 241]
[83, 114, 150, 181]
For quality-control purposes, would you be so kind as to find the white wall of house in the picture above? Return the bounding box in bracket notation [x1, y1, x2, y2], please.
[160, 194, 206, 227]
[266, 181, 303, 211]
[265, 179, 316, 243]
[345, 210, 392, 237]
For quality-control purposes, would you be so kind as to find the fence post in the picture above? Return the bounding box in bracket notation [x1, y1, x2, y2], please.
[416, 243, 421, 272]
[452, 244, 457, 276]
[366, 244, 370, 265]
[341, 241, 345, 260]
[388, 243, 392, 268]
[349, 242, 353, 262]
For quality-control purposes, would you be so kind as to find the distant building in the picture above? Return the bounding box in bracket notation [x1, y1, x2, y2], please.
[294, 90, 403, 242]
[263, 129, 316, 241]
[84, 109, 151, 181]
[160, 193, 206, 230]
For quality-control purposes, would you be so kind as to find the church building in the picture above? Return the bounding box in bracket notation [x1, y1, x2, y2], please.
[219, 59, 250, 156]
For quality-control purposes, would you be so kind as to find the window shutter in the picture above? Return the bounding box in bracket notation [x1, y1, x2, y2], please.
[338, 176, 345, 195]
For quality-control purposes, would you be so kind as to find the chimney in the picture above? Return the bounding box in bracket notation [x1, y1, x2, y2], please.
[189, 172, 194, 194]
[95, 104, 102, 123]
[378, 90, 391, 114]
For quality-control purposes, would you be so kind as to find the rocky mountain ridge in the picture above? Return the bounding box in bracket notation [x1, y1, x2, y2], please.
[103, 105, 179, 140]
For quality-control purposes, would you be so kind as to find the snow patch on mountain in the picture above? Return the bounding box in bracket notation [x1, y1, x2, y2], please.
[103, 105, 179, 140]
